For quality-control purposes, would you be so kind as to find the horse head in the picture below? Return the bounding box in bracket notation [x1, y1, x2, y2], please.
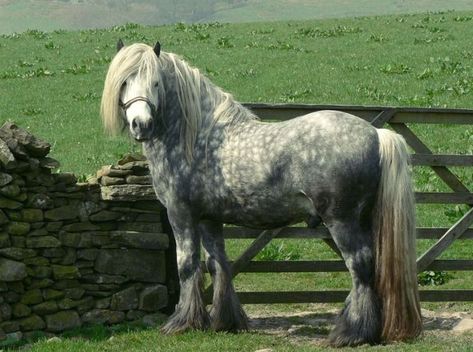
[118, 40, 161, 141]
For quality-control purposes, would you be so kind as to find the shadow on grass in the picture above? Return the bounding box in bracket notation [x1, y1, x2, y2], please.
[2, 312, 334, 349]
[0, 319, 162, 350]
[249, 310, 466, 338]
[422, 315, 463, 331]
[249, 311, 336, 340]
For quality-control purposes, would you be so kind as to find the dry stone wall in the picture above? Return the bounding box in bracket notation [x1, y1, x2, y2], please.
[0, 122, 172, 341]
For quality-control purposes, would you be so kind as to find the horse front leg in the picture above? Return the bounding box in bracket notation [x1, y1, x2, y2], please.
[161, 207, 210, 334]
[200, 221, 248, 332]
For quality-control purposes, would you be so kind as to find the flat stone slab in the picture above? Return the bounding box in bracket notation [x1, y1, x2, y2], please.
[26, 236, 61, 248]
[117, 161, 148, 171]
[97, 165, 133, 178]
[95, 249, 166, 283]
[110, 287, 138, 311]
[45, 205, 80, 221]
[0, 138, 16, 169]
[0, 248, 37, 260]
[0, 172, 13, 187]
[101, 185, 157, 201]
[139, 284, 168, 312]
[110, 231, 169, 250]
[141, 312, 167, 327]
[52, 265, 81, 280]
[0, 122, 51, 157]
[100, 175, 126, 186]
[0, 209, 8, 225]
[126, 175, 152, 185]
[0, 195, 22, 209]
[39, 157, 59, 169]
[19, 314, 45, 331]
[117, 153, 146, 165]
[81, 309, 125, 325]
[0, 258, 27, 281]
[45, 311, 81, 332]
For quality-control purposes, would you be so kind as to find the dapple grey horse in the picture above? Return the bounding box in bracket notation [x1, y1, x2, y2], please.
[100, 40, 422, 346]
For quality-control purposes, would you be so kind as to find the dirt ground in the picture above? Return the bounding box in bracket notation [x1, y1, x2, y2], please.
[248, 308, 473, 347]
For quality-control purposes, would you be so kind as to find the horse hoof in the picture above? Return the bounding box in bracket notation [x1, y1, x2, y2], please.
[328, 325, 380, 347]
[210, 318, 248, 333]
[160, 322, 185, 335]
[328, 333, 367, 347]
[160, 314, 210, 335]
[209, 306, 249, 333]
[160, 322, 207, 335]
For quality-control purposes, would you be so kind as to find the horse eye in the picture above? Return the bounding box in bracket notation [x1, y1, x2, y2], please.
[154, 82, 159, 87]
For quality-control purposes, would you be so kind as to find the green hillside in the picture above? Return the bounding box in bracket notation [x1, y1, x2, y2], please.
[210, 0, 473, 23]
[2, 0, 473, 34]
[1, 10, 473, 177]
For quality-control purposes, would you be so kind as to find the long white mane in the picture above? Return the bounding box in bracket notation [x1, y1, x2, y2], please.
[101, 43, 257, 161]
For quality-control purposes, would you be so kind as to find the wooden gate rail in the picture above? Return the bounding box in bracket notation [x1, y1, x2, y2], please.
[201, 259, 473, 273]
[222, 226, 473, 239]
[202, 103, 473, 304]
[245, 103, 473, 124]
[236, 290, 473, 304]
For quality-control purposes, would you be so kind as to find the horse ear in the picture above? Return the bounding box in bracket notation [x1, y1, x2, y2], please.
[117, 39, 125, 52]
[153, 41, 161, 57]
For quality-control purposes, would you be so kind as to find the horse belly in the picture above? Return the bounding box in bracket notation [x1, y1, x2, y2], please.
[218, 191, 315, 229]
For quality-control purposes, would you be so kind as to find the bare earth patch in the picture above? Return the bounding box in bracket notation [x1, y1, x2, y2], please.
[248, 308, 473, 347]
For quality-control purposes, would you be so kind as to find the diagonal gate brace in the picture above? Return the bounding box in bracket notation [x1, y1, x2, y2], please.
[370, 108, 397, 128]
[417, 207, 473, 272]
[229, 228, 283, 278]
[390, 123, 471, 194]
[204, 228, 282, 301]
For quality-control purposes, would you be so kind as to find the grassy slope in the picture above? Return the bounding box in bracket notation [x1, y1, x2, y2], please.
[3, 0, 473, 34]
[211, 0, 473, 22]
[0, 1, 157, 34]
[2, 11, 473, 176]
[1, 10, 473, 273]
[1, 11, 473, 350]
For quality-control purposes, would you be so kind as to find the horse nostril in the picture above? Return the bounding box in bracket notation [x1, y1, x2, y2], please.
[131, 119, 137, 130]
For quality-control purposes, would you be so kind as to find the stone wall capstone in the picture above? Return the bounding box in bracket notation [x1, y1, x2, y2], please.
[0, 122, 171, 341]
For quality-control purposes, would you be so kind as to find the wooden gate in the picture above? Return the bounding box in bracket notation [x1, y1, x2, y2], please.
[202, 103, 473, 304]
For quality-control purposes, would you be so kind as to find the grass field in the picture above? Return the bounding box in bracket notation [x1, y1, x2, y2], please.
[1, 9, 473, 351]
[2, 11, 473, 176]
[0, 0, 170, 34]
[3, 0, 473, 34]
[4, 325, 472, 352]
[210, 0, 473, 23]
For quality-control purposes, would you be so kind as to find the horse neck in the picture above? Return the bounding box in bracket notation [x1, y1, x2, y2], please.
[160, 65, 257, 142]
[200, 78, 257, 130]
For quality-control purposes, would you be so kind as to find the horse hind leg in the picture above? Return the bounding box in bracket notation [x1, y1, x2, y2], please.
[200, 221, 248, 332]
[326, 219, 382, 347]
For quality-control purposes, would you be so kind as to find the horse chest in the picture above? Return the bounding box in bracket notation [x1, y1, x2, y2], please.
[143, 142, 181, 208]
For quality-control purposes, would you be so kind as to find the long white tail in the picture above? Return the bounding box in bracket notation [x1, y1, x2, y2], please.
[374, 129, 422, 342]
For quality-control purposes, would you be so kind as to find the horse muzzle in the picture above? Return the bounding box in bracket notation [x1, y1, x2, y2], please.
[120, 96, 157, 141]
[130, 117, 154, 142]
